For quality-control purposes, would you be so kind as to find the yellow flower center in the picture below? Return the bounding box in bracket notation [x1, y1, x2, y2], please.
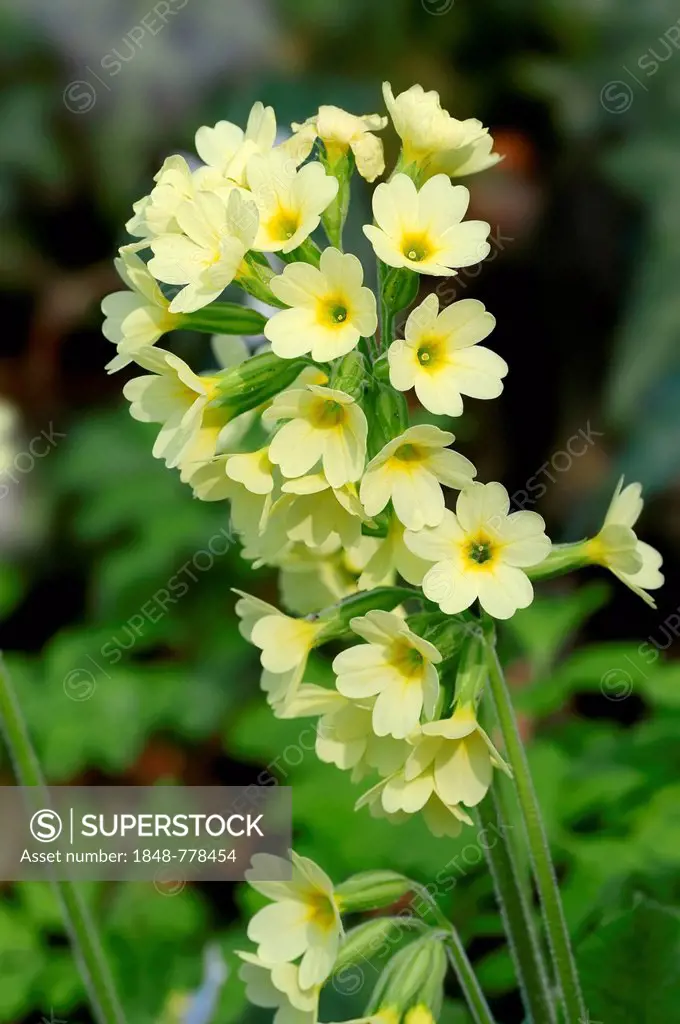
[305, 892, 337, 932]
[267, 208, 300, 241]
[401, 232, 433, 263]
[464, 531, 497, 569]
[318, 296, 349, 327]
[311, 399, 347, 429]
[389, 640, 424, 678]
[416, 336, 444, 369]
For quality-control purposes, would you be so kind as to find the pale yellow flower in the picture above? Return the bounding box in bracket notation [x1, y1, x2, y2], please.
[246, 851, 343, 989]
[237, 951, 319, 1024]
[276, 535, 384, 616]
[148, 189, 258, 314]
[247, 153, 338, 253]
[588, 477, 664, 607]
[122, 348, 226, 468]
[388, 294, 506, 416]
[383, 82, 501, 179]
[265, 247, 378, 362]
[334, 610, 441, 739]
[359, 424, 476, 532]
[103, 249, 179, 373]
[264, 385, 368, 489]
[358, 517, 430, 590]
[405, 482, 551, 619]
[234, 590, 325, 706]
[292, 105, 388, 181]
[126, 155, 196, 238]
[363, 173, 490, 276]
[259, 475, 365, 559]
[194, 101, 277, 188]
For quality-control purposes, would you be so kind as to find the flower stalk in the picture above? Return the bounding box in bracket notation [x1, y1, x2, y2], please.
[0, 655, 127, 1024]
[482, 629, 586, 1023]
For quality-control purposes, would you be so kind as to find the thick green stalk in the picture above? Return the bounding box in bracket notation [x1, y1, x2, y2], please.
[0, 655, 127, 1024]
[483, 635, 586, 1023]
[413, 884, 496, 1024]
[475, 794, 557, 1023]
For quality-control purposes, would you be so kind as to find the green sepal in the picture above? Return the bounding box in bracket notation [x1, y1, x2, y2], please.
[280, 238, 322, 267]
[406, 611, 476, 660]
[525, 541, 592, 580]
[367, 384, 409, 457]
[320, 149, 354, 249]
[382, 264, 420, 314]
[330, 350, 370, 401]
[335, 870, 413, 914]
[312, 585, 421, 640]
[212, 351, 308, 416]
[235, 255, 286, 308]
[366, 934, 447, 1017]
[180, 303, 268, 336]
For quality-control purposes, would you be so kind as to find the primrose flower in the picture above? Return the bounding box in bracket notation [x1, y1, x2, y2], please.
[247, 153, 339, 253]
[102, 249, 180, 373]
[265, 247, 378, 362]
[359, 425, 476, 532]
[388, 294, 506, 417]
[277, 535, 386, 616]
[148, 190, 258, 314]
[358, 773, 472, 840]
[383, 82, 501, 179]
[292, 105, 388, 181]
[405, 482, 552, 619]
[264, 385, 368, 489]
[194, 101, 277, 188]
[234, 590, 325, 706]
[122, 348, 227, 468]
[333, 611, 441, 739]
[279, 684, 407, 780]
[255, 475, 365, 562]
[364, 173, 490, 276]
[126, 154, 196, 238]
[587, 477, 664, 607]
[237, 951, 319, 1024]
[246, 851, 343, 989]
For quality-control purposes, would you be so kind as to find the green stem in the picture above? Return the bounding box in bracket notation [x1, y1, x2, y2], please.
[0, 654, 127, 1024]
[483, 634, 586, 1023]
[413, 884, 496, 1024]
[476, 793, 557, 1023]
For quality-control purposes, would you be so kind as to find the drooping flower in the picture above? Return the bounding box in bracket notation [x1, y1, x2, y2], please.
[388, 294, 507, 416]
[292, 105, 388, 181]
[382, 82, 501, 180]
[276, 535, 386, 616]
[358, 516, 430, 590]
[237, 951, 319, 1024]
[234, 590, 325, 706]
[247, 154, 339, 253]
[359, 425, 476, 532]
[264, 385, 368, 489]
[102, 248, 180, 373]
[363, 173, 490, 277]
[122, 348, 228, 468]
[258, 475, 365, 560]
[278, 684, 407, 780]
[126, 154, 197, 238]
[405, 482, 551, 619]
[264, 248, 378, 362]
[587, 477, 664, 607]
[148, 189, 258, 314]
[333, 611, 441, 739]
[245, 851, 343, 989]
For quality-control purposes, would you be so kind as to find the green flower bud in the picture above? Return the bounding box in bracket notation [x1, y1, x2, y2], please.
[373, 352, 391, 382]
[335, 870, 413, 914]
[331, 350, 370, 402]
[212, 351, 308, 417]
[367, 934, 447, 1018]
[179, 302, 268, 336]
[406, 611, 476, 661]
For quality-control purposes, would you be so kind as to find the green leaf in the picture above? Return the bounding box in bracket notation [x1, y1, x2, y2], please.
[578, 897, 680, 1022]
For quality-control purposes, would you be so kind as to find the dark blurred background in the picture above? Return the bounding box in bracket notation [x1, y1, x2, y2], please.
[1, 1, 679, 1022]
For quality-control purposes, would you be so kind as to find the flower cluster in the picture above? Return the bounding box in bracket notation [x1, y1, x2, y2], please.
[104, 81, 664, 1023]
